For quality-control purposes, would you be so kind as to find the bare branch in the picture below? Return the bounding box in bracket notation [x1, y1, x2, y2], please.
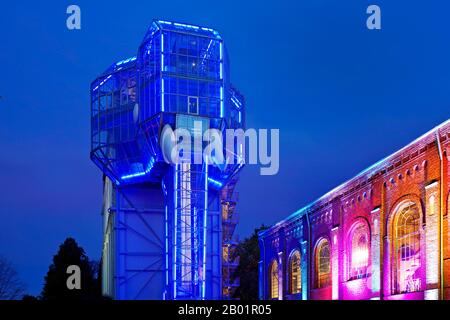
[0, 256, 26, 300]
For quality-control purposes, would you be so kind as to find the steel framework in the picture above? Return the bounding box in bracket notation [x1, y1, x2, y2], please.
[91, 20, 244, 300]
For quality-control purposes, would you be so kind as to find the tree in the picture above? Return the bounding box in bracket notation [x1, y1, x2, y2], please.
[0, 255, 26, 300]
[231, 225, 267, 300]
[41, 237, 101, 300]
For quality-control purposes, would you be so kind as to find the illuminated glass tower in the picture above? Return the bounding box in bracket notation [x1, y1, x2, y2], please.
[90, 20, 244, 299]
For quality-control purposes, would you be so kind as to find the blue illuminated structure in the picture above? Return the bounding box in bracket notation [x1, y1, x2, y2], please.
[91, 20, 244, 299]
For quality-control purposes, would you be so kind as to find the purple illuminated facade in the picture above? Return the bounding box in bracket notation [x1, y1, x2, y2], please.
[259, 119, 450, 300]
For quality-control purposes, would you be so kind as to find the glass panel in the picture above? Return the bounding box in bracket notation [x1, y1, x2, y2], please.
[270, 261, 279, 299]
[395, 203, 421, 294]
[290, 251, 301, 294]
[316, 240, 331, 289]
[188, 96, 199, 114]
[349, 223, 369, 280]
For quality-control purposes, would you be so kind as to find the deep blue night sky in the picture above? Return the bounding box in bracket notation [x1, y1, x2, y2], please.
[1, 0, 450, 295]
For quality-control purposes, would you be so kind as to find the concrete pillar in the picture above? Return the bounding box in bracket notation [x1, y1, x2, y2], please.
[331, 227, 339, 300]
[371, 207, 381, 297]
[425, 181, 440, 300]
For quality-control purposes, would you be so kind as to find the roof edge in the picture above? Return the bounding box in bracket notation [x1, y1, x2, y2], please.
[259, 118, 450, 239]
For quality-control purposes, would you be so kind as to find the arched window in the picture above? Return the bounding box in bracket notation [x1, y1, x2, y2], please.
[270, 260, 279, 299]
[393, 202, 421, 294]
[289, 250, 301, 294]
[348, 222, 370, 280]
[315, 239, 331, 288]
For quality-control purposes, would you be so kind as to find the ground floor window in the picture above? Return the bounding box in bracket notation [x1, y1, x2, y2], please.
[348, 222, 370, 280]
[289, 250, 301, 294]
[270, 260, 279, 299]
[315, 239, 331, 288]
[393, 201, 421, 294]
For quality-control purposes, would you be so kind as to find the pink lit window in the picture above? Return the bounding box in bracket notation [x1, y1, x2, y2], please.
[394, 202, 421, 294]
[348, 223, 369, 280]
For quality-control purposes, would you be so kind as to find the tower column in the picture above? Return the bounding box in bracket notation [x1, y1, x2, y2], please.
[167, 162, 208, 300]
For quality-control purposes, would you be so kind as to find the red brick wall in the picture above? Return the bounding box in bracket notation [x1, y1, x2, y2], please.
[260, 121, 450, 300]
[310, 125, 450, 299]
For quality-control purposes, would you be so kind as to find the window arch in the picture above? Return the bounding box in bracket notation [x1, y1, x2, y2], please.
[289, 250, 301, 294]
[348, 222, 370, 280]
[315, 239, 331, 288]
[392, 201, 421, 294]
[269, 260, 279, 299]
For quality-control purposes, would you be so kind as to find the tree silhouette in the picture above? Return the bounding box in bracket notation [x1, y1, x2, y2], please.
[0, 255, 26, 300]
[231, 225, 267, 300]
[41, 237, 101, 300]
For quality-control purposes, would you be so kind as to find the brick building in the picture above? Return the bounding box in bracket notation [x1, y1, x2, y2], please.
[258, 120, 450, 300]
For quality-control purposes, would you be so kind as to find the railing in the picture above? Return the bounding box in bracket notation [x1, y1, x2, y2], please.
[223, 278, 240, 287]
[223, 234, 239, 244]
[222, 191, 239, 203]
[223, 211, 239, 225]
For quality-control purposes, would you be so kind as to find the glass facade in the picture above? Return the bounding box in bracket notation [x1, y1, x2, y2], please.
[91, 58, 140, 183]
[138, 21, 224, 122]
[91, 20, 245, 187]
